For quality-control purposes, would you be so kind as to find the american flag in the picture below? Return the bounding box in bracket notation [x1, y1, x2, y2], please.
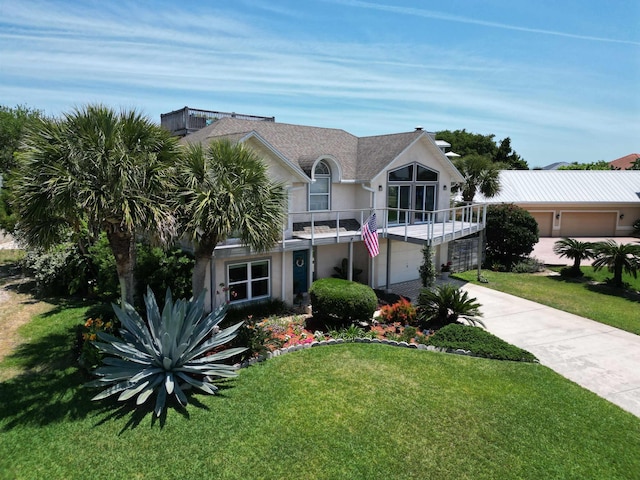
[362, 213, 379, 257]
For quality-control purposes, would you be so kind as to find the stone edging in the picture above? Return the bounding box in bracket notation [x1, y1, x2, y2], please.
[237, 337, 476, 368]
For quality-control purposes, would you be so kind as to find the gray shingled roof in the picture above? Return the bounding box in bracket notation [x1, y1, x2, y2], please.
[477, 170, 640, 203]
[180, 117, 460, 182]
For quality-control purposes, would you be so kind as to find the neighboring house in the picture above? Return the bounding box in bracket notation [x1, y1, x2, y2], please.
[175, 114, 486, 310]
[476, 170, 640, 237]
[541, 162, 570, 170]
[610, 153, 640, 170]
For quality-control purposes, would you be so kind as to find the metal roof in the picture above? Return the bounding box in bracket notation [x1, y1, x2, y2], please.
[476, 170, 640, 204]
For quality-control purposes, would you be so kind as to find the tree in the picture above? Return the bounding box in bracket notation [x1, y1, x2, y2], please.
[591, 240, 640, 288]
[559, 161, 614, 170]
[453, 153, 502, 202]
[14, 105, 180, 305]
[494, 137, 528, 170]
[436, 129, 528, 169]
[553, 238, 595, 276]
[436, 129, 497, 158]
[0, 105, 43, 232]
[176, 139, 287, 302]
[0, 105, 42, 173]
[484, 203, 539, 270]
[418, 242, 436, 288]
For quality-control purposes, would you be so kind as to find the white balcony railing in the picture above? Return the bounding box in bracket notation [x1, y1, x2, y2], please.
[283, 203, 486, 247]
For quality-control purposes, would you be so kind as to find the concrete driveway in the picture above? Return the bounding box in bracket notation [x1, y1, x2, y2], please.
[531, 237, 638, 266]
[461, 283, 640, 419]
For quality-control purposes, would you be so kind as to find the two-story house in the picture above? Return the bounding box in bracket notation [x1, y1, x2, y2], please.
[170, 109, 486, 310]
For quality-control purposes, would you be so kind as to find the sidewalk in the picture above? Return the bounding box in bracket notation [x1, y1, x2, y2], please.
[461, 283, 640, 418]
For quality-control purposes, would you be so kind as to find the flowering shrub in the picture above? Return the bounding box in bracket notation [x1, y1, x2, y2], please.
[77, 317, 116, 371]
[377, 298, 417, 326]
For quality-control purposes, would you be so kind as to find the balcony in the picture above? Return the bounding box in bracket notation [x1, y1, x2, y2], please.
[284, 203, 486, 248]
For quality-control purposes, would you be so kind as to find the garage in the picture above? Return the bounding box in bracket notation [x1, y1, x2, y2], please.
[559, 212, 617, 237]
[530, 212, 554, 237]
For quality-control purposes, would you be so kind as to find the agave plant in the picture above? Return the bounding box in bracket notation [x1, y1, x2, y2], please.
[86, 287, 246, 416]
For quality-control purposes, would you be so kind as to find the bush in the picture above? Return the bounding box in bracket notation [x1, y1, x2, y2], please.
[309, 278, 377, 327]
[485, 203, 539, 271]
[378, 298, 417, 326]
[426, 323, 537, 362]
[511, 257, 545, 273]
[22, 243, 92, 296]
[134, 244, 194, 306]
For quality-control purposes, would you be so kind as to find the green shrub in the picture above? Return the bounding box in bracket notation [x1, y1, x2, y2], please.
[485, 203, 539, 271]
[427, 324, 537, 362]
[511, 257, 545, 273]
[22, 243, 92, 296]
[309, 278, 377, 327]
[134, 244, 194, 306]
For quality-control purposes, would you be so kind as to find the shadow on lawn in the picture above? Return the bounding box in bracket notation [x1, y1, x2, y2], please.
[547, 274, 640, 304]
[0, 323, 233, 432]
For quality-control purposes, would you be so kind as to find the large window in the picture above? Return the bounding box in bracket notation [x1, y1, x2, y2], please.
[309, 161, 331, 211]
[227, 259, 270, 304]
[387, 163, 439, 225]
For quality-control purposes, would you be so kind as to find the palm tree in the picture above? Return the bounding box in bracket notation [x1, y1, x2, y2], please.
[453, 153, 502, 202]
[591, 240, 640, 288]
[177, 139, 287, 303]
[14, 105, 180, 305]
[417, 284, 484, 329]
[553, 238, 594, 275]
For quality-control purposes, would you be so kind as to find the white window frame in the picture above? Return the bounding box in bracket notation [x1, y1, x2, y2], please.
[226, 258, 271, 304]
[309, 160, 331, 211]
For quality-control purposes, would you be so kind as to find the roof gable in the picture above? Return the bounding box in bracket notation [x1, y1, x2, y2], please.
[181, 117, 462, 183]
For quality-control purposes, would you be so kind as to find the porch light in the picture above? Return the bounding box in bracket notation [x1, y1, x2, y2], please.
[378, 185, 383, 191]
[620, 214, 625, 220]
[556, 214, 560, 219]
[443, 185, 447, 191]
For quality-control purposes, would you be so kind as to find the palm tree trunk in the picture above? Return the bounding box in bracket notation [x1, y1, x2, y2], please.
[192, 253, 211, 301]
[106, 226, 136, 306]
[192, 237, 217, 308]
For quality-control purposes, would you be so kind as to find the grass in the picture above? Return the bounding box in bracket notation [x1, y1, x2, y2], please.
[455, 268, 640, 335]
[1, 304, 639, 479]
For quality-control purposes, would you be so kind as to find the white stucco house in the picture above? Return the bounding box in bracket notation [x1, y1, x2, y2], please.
[170, 111, 486, 310]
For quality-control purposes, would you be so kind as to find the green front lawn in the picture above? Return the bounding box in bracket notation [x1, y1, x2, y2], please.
[1, 306, 639, 479]
[455, 268, 640, 335]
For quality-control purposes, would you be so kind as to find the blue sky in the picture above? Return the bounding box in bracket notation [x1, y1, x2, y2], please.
[0, 0, 638, 168]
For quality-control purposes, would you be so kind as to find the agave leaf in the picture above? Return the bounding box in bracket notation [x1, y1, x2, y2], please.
[165, 372, 175, 394]
[173, 381, 188, 407]
[129, 367, 163, 384]
[91, 341, 153, 364]
[189, 303, 227, 345]
[154, 383, 167, 417]
[90, 380, 138, 400]
[189, 347, 247, 363]
[160, 331, 173, 361]
[135, 375, 164, 405]
[112, 303, 154, 350]
[162, 356, 172, 370]
[118, 380, 150, 401]
[144, 286, 163, 345]
[93, 364, 153, 381]
[175, 372, 218, 394]
[183, 321, 244, 361]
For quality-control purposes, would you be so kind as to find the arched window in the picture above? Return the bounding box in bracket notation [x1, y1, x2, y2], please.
[309, 160, 331, 211]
